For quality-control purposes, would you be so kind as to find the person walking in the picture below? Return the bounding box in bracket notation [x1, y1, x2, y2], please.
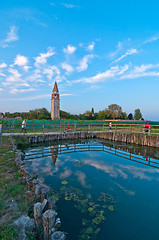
[144, 122, 149, 133]
[21, 119, 27, 133]
[109, 121, 112, 132]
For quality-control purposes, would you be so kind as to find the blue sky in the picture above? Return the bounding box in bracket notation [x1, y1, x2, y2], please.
[0, 0, 159, 120]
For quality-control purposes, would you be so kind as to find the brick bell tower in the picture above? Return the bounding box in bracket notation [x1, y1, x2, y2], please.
[51, 82, 60, 120]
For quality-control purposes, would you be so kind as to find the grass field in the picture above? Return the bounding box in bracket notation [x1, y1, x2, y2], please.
[0, 136, 39, 240]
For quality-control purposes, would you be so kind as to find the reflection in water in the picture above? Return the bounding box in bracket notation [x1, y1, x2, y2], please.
[50, 145, 58, 174]
[25, 139, 159, 170]
[23, 139, 159, 240]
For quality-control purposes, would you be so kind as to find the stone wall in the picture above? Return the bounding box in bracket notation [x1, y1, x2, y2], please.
[29, 131, 159, 148]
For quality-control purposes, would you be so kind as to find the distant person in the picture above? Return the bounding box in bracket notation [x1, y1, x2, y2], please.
[64, 125, 69, 133]
[109, 122, 112, 132]
[144, 122, 149, 133]
[21, 119, 27, 133]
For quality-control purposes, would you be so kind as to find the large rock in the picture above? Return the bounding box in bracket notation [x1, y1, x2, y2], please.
[14, 215, 35, 240]
[51, 231, 66, 240]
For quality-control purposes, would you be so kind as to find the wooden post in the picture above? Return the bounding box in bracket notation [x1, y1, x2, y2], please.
[130, 125, 132, 133]
[60, 123, 61, 133]
[12, 120, 14, 132]
[115, 124, 117, 132]
[149, 126, 151, 136]
[103, 124, 104, 131]
[74, 124, 76, 132]
[43, 125, 44, 135]
[88, 124, 90, 132]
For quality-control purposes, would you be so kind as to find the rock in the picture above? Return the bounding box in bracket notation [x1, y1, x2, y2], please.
[47, 197, 56, 209]
[34, 202, 42, 227]
[42, 199, 49, 213]
[35, 184, 42, 196]
[0, 213, 11, 225]
[40, 186, 50, 201]
[43, 210, 56, 240]
[54, 218, 61, 228]
[51, 231, 66, 240]
[14, 215, 35, 240]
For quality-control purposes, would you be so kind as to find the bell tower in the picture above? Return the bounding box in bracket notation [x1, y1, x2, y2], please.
[51, 82, 60, 120]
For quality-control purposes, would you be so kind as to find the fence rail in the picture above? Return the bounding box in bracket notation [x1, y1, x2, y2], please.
[1, 122, 159, 135]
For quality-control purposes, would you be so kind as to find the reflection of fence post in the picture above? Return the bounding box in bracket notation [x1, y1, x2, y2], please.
[130, 153, 131, 160]
[60, 123, 61, 133]
[103, 124, 104, 131]
[149, 127, 151, 136]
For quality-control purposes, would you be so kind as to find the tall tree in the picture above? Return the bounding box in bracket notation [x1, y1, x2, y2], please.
[128, 113, 133, 120]
[134, 109, 142, 120]
[108, 104, 122, 119]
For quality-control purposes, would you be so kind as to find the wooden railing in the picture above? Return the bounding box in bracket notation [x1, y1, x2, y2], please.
[1, 122, 159, 135]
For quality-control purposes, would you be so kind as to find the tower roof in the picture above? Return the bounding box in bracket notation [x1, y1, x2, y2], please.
[53, 81, 59, 93]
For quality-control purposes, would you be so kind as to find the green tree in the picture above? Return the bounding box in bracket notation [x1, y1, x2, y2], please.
[97, 111, 106, 120]
[128, 113, 133, 120]
[108, 104, 122, 119]
[120, 112, 128, 120]
[134, 108, 142, 120]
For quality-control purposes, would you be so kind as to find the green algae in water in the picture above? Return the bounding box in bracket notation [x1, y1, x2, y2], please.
[73, 160, 86, 168]
[108, 205, 115, 211]
[51, 191, 60, 201]
[88, 207, 94, 212]
[61, 180, 68, 185]
[57, 185, 116, 239]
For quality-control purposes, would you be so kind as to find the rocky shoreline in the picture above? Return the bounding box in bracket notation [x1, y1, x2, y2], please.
[9, 136, 66, 240]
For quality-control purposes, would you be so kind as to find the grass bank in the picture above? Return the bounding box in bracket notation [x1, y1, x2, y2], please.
[0, 136, 37, 240]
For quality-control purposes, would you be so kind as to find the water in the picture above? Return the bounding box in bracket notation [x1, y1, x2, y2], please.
[23, 139, 159, 240]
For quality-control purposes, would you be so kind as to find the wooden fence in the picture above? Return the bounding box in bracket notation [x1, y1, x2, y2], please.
[1, 122, 159, 135]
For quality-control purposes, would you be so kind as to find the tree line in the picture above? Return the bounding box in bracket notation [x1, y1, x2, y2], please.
[1, 104, 143, 121]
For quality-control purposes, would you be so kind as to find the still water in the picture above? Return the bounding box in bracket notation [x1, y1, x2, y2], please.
[23, 139, 159, 240]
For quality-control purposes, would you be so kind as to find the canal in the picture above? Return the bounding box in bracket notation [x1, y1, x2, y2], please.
[23, 139, 159, 240]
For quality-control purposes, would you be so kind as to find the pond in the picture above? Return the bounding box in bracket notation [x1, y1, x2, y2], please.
[23, 139, 159, 240]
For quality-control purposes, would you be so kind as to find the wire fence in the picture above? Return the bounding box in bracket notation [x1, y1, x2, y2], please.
[1, 122, 159, 135]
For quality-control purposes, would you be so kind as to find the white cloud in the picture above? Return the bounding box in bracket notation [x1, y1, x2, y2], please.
[23, 66, 31, 72]
[5, 26, 19, 43]
[10, 87, 35, 95]
[63, 45, 76, 54]
[0, 63, 7, 68]
[61, 63, 74, 74]
[0, 88, 3, 91]
[77, 54, 94, 72]
[62, 3, 77, 8]
[113, 48, 138, 63]
[43, 65, 60, 80]
[110, 41, 123, 58]
[75, 64, 129, 83]
[87, 42, 95, 51]
[2, 26, 19, 47]
[14, 54, 28, 66]
[120, 64, 159, 79]
[143, 36, 159, 44]
[34, 47, 55, 67]
[6, 68, 21, 83]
